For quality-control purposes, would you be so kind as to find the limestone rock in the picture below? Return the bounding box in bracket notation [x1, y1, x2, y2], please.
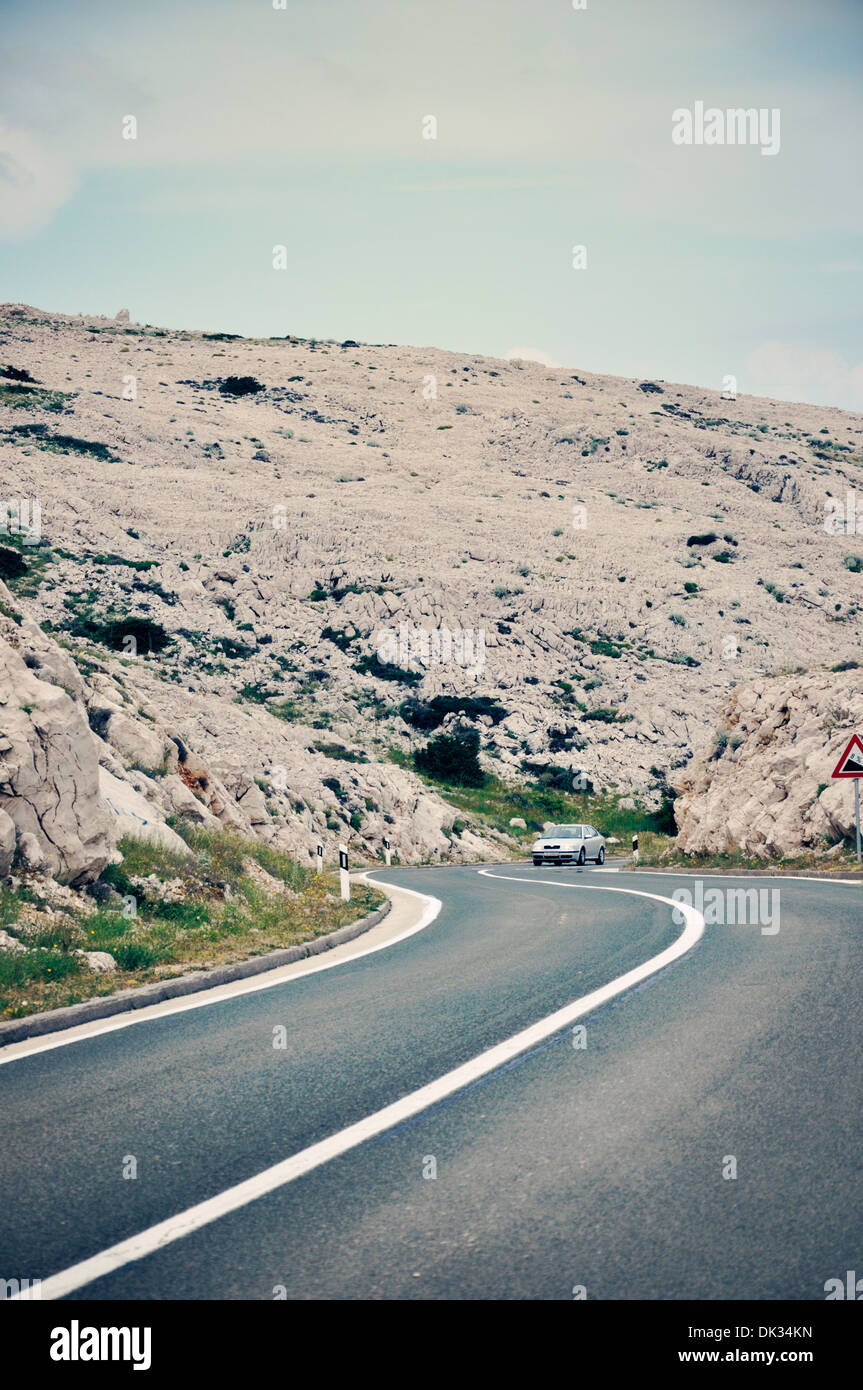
[674, 669, 863, 858]
[99, 767, 191, 857]
[0, 628, 111, 885]
[0, 807, 15, 876]
[78, 949, 118, 973]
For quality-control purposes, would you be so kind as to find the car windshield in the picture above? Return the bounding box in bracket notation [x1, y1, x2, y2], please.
[544, 825, 582, 838]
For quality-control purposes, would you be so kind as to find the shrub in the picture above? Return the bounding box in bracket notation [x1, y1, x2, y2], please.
[354, 653, 422, 685]
[219, 376, 264, 396]
[313, 741, 368, 763]
[415, 730, 484, 786]
[0, 546, 28, 582]
[399, 695, 507, 730]
[583, 707, 632, 723]
[9, 423, 118, 458]
[63, 613, 172, 654]
[112, 942, 158, 970]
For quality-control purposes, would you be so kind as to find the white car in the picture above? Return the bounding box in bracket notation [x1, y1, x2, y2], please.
[531, 823, 606, 867]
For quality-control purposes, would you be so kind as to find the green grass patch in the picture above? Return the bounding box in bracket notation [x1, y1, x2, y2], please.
[0, 381, 73, 412]
[8, 423, 120, 461]
[0, 828, 384, 1020]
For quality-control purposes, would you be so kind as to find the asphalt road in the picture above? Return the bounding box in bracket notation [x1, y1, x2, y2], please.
[1, 865, 860, 1300]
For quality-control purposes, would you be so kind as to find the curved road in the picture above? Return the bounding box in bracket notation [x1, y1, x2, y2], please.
[1, 865, 860, 1300]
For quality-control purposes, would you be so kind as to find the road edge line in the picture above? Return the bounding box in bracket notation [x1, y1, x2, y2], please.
[0, 878, 440, 1064]
[19, 876, 702, 1300]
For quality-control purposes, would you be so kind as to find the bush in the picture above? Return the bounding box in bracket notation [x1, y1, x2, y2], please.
[415, 730, 485, 786]
[0, 546, 28, 582]
[219, 376, 264, 397]
[354, 653, 422, 686]
[583, 707, 632, 723]
[399, 695, 507, 730]
[64, 613, 172, 654]
[9, 423, 119, 458]
[112, 942, 158, 970]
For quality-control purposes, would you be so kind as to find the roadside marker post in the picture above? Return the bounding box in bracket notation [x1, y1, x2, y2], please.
[383, 837, 392, 867]
[338, 844, 350, 900]
[632, 833, 639, 865]
[316, 841, 323, 874]
[831, 734, 863, 863]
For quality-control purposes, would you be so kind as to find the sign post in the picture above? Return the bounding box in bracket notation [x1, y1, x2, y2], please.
[383, 836, 391, 867]
[338, 843, 350, 900]
[316, 841, 323, 874]
[830, 734, 863, 863]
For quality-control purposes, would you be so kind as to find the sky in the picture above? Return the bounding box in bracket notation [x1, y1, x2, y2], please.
[0, 0, 861, 409]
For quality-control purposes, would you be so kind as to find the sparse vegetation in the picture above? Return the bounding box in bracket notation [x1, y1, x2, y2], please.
[0, 829, 384, 1020]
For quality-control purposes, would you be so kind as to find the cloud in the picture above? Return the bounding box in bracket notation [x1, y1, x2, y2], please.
[0, 122, 76, 236]
[744, 340, 863, 412]
[504, 347, 560, 368]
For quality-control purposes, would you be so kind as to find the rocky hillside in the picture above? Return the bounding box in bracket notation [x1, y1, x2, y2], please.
[1, 302, 862, 872]
[674, 667, 863, 859]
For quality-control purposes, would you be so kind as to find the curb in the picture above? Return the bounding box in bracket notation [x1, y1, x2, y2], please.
[0, 899, 391, 1048]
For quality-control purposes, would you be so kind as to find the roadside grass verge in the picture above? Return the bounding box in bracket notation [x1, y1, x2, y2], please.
[633, 832, 862, 874]
[0, 826, 384, 1021]
[389, 754, 675, 852]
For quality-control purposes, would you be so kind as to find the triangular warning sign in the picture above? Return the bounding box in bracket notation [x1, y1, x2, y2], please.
[832, 734, 863, 778]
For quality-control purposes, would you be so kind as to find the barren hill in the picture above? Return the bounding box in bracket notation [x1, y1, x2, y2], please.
[2, 303, 862, 866]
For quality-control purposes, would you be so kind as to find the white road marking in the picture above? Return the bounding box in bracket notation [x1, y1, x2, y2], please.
[0, 877, 440, 1066]
[607, 870, 863, 886]
[17, 875, 704, 1300]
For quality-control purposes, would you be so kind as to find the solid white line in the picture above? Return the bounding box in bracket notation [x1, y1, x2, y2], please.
[0, 877, 440, 1066]
[604, 870, 863, 886]
[17, 876, 704, 1300]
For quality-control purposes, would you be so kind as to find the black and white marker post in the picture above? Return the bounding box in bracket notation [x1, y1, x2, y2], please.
[383, 836, 391, 867]
[316, 841, 323, 875]
[338, 843, 350, 900]
[632, 833, 639, 865]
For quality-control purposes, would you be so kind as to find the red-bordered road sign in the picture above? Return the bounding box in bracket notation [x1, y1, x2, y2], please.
[831, 734, 863, 778]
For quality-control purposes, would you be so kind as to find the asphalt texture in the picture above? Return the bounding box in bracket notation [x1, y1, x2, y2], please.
[1, 864, 860, 1300]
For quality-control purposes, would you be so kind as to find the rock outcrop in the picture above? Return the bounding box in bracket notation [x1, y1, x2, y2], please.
[0, 600, 112, 884]
[674, 668, 863, 857]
